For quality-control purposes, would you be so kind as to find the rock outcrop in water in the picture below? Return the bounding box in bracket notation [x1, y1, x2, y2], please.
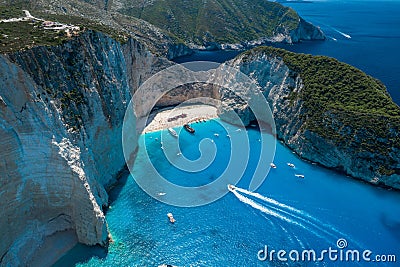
[227, 48, 400, 190]
[0, 30, 167, 265]
[289, 17, 325, 43]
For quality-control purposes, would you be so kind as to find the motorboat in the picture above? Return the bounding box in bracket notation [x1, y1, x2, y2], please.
[168, 127, 178, 137]
[183, 124, 195, 133]
[287, 163, 295, 168]
[167, 213, 176, 223]
[270, 163, 277, 169]
[227, 184, 236, 192]
[295, 174, 305, 178]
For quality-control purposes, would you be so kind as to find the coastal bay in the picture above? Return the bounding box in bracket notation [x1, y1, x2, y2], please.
[0, 0, 399, 266]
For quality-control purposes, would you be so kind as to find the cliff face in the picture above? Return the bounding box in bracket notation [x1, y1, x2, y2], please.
[0, 31, 166, 265]
[205, 16, 325, 51]
[289, 17, 325, 43]
[229, 52, 400, 190]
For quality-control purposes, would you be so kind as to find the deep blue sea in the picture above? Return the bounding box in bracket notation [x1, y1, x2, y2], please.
[55, 1, 400, 266]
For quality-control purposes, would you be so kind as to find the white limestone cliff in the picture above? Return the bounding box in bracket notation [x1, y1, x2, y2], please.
[227, 52, 400, 190]
[0, 31, 167, 266]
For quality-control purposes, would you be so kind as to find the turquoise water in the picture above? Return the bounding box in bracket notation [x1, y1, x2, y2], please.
[55, 120, 400, 266]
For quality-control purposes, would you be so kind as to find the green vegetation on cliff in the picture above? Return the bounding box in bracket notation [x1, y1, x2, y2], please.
[117, 0, 300, 45]
[242, 47, 400, 157]
[0, 6, 128, 53]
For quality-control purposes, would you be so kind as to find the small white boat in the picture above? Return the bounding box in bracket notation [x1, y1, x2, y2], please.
[214, 133, 219, 137]
[158, 265, 178, 267]
[158, 192, 166, 196]
[295, 174, 305, 178]
[167, 213, 176, 223]
[168, 127, 178, 137]
[270, 163, 277, 169]
[287, 163, 295, 168]
[227, 184, 236, 192]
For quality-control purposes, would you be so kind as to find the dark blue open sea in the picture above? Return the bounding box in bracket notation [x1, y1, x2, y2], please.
[55, 1, 400, 266]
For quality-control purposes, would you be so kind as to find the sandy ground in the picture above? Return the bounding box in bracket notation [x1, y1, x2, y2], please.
[143, 104, 218, 133]
[30, 230, 78, 267]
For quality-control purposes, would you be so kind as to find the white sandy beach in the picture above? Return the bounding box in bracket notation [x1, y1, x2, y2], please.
[143, 104, 218, 133]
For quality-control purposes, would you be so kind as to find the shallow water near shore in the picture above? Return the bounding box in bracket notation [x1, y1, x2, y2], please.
[55, 119, 400, 266]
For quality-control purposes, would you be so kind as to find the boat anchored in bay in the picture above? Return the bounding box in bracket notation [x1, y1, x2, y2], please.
[168, 127, 178, 137]
[183, 124, 195, 134]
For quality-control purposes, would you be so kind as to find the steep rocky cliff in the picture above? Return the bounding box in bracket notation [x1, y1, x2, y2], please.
[289, 17, 325, 43]
[0, 30, 167, 265]
[228, 48, 400, 189]
[1, 0, 323, 58]
[110, 0, 325, 49]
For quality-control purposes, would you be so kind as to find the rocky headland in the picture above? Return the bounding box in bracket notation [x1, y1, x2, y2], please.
[226, 47, 400, 190]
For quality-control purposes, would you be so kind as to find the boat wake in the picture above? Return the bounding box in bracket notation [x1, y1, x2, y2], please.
[331, 27, 352, 39]
[327, 35, 337, 41]
[231, 186, 363, 250]
[307, 19, 351, 40]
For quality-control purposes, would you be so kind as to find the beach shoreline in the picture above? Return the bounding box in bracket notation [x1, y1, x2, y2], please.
[142, 104, 219, 133]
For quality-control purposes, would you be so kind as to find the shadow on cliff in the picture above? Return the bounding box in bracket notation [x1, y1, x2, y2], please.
[52, 243, 108, 267]
[53, 169, 131, 266]
[107, 166, 130, 206]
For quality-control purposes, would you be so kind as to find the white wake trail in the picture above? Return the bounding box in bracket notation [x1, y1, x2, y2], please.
[332, 27, 352, 39]
[232, 191, 301, 226]
[235, 187, 301, 214]
[232, 187, 362, 249]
